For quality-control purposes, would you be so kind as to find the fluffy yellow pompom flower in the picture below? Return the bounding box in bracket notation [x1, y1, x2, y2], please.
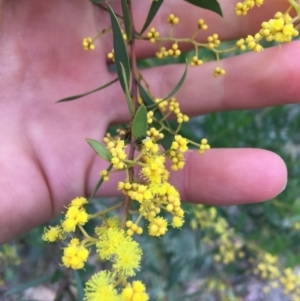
[96, 228, 142, 276]
[71, 196, 88, 208]
[84, 270, 120, 301]
[62, 205, 89, 232]
[62, 238, 89, 270]
[113, 239, 142, 276]
[172, 216, 184, 228]
[42, 226, 64, 242]
[122, 281, 149, 301]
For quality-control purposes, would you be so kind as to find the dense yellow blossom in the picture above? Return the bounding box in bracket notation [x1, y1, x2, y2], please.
[95, 216, 120, 236]
[42, 226, 64, 242]
[96, 228, 142, 276]
[84, 271, 120, 301]
[148, 217, 168, 236]
[62, 205, 89, 232]
[122, 281, 149, 301]
[62, 238, 89, 270]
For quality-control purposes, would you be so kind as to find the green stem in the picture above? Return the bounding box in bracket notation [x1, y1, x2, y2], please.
[88, 201, 125, 220]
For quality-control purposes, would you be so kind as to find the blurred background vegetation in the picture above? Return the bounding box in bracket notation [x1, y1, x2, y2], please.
[1, 41, 300, 301]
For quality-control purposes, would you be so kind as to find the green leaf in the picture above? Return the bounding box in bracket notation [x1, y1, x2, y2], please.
[121, 0, 132, 41]
[56, 78, 118, 102]
[184, 0, 223, 17]
[120, 63, 134, 117]
[162, 61, 188, 100]
[132, 104, 148, 140]
[5, 273, 53, 296]
[140, 0, 164, 34]
[74, 270, 84, 301]
[107, 3, 130, 92]
[86, 138, 112, 162]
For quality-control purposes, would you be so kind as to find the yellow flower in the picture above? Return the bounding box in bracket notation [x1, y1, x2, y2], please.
[62, 205, 89, 232]
[96, 228, 142, 277]
[148, 217, 168, 236]
[172, 216, 184, 228]
[62, 238, 89, 270]
[84, 270, 120, 301]
[42, 226, 64, 242]
[95, 216, 120, 236]
[141, 154, 168, 184]
[171, 135, 188, 153]
[113, 239, 142, 276]
[71, 197, 88, 208]
[122, 281, 149, 301]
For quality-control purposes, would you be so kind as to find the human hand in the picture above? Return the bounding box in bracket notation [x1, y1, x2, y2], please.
[0, 0, 296, 243]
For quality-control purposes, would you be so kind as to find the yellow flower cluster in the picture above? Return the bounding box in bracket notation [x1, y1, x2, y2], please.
[148, 216, 168, 236]
[245, 34, 263, 52]
[255, 255, 300, 298]
[82, 37, 95, 50]
[104, 134, 127, 169]
[155, 46, 169, 59]
[62, 198, 89, 232]
[147, 111, 154, 124]
[244, 11, 299, 52]
[147, 127, 164, 142]
[117, 137, 185, 237]
[126, 220, 143, 236]
[154, 98, 168, 112]
[85, 274, 150, 301]
[96, 227, 142, 277]
[100, 169, 109, 181]
[155, 44, 181, 59]
[259, 12, 299, 43]
[235, 0, 264, 16]
[190, 55, 203, 67]
[214, 237, 244, 265]
[191, 206, 243, 265]
[236, 38, 246, 51]
[207, 33, 221, 49]
[95, 216, 120, 237]
[199, 138, 210, 154]
[198, 18, 208, 30]
[42, 198, 91, 271]
[253, 253, 280, 280]
[167, 13, 179, 25]
[169, 97, 189, 123]
[214, 66, 226, 77]
[43, 197, 89, 239]
[42, 225, 64, 242]
[122, 281, 149, 301]
[84, 270, 120, 301]
[62, 238, 89, 270]
[168, 135, 188, 170]
[168, 43, 181, 58]
[141, 153, 168, 183]
[147, 27, 159, 43]
[280, 268, 300, 298]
